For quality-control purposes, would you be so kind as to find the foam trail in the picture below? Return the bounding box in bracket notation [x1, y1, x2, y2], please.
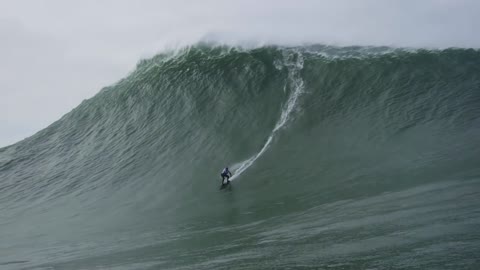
[230, 51, 304, 180]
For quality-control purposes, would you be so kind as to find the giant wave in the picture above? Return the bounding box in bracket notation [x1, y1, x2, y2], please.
[1, 44, 480, 269]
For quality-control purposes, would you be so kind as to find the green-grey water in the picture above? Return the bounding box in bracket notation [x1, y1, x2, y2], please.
[1, 45, 480, 269]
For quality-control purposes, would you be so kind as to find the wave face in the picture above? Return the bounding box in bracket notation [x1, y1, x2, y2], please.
[1, 45, 480, 269]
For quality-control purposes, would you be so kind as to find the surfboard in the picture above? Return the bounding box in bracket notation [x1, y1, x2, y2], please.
[219, 180, 231, 190]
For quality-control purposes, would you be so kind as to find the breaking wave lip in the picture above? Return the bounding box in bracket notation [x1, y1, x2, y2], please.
[230, 50, 305, 180]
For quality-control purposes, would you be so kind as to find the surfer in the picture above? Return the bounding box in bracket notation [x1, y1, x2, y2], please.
[221, 167, 232, 184]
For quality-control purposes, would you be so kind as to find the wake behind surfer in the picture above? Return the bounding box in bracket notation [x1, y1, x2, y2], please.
[221, 167, 232, 184]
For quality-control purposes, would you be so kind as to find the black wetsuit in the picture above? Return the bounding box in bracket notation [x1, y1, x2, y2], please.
[221, 168, 232, 184]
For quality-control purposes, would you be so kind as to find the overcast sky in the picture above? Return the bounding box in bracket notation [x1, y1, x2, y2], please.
[1, 0, 479, 147]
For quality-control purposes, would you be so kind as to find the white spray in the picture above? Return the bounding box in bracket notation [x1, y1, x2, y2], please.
[230, 50, 305, 180]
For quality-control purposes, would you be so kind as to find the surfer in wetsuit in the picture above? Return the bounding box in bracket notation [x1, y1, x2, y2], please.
[221, 167, 232, 184]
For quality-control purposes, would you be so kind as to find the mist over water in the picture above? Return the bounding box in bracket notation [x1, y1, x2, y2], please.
[1, 44, 480, 269]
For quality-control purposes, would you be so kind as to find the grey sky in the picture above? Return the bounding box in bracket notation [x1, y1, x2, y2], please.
[1, 0, 479, 147]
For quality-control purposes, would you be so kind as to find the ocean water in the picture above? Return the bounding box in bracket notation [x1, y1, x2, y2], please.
[1, 45, 480, 269]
